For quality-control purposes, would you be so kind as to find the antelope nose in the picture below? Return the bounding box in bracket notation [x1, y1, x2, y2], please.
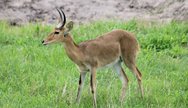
[42, 40, 47, 45]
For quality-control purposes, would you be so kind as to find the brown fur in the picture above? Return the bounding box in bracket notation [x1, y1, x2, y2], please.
[43, 22, 143, 108]
[63, 30, 139, 70]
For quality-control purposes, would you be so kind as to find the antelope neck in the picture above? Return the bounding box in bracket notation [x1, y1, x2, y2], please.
[63, 36, 82, 65]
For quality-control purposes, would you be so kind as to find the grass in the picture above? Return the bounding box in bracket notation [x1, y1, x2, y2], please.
[0, 20, 188, 108]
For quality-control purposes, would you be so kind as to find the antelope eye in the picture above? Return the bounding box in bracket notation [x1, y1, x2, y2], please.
[54, 31, 59, 34]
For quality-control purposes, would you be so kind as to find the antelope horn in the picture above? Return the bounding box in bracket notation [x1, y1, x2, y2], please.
[56, 8, 66, 29]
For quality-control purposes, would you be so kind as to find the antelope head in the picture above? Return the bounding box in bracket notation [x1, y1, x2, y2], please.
[42, 8, 73, 45]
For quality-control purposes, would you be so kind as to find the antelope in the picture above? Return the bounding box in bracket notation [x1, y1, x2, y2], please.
[42, 9, 144, 107]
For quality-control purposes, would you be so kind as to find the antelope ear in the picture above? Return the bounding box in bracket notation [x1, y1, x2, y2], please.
[66, 21, 74, 32]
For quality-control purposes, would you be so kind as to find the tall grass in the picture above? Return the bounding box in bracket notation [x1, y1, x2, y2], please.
[0, 20, 188, 108]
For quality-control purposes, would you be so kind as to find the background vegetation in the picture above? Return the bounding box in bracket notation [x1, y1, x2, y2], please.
[0, 20, 188, 108]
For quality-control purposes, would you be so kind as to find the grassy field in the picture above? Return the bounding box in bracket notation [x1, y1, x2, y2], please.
[0, 20, 188, 108]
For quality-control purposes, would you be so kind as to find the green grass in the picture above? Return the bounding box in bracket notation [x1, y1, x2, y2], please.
[0, 20, 188, 108]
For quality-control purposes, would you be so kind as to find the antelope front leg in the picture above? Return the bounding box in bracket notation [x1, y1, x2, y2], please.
[76, 72, 86, 103]
[90, 68, 97, 108]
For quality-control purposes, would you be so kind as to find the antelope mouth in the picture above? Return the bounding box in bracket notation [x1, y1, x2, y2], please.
[42, 40, 48, 45]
